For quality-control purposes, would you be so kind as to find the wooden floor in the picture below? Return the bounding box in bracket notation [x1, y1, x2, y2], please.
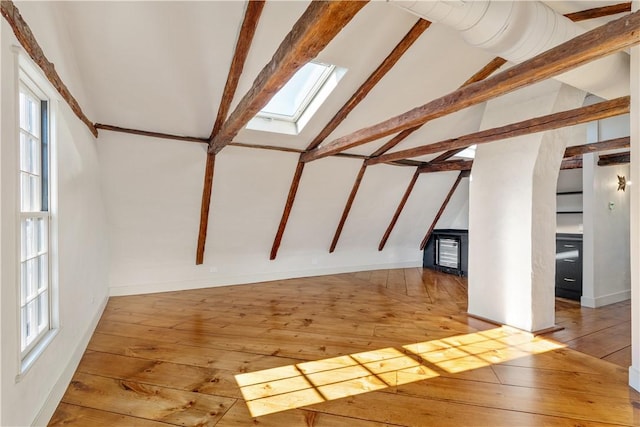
[49, 268, 638, 426]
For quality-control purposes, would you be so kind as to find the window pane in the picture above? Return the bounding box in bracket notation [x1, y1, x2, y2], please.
[21, 306, 29, 350]
[20, 262, 28, 306]
[37, 217, 47, 253]
[37, 291, 49, 332]
[38, 254, 48, 292]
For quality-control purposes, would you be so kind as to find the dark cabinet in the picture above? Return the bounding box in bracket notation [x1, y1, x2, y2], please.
[423, 229, 468, 276]
[555, 234, 582, 301]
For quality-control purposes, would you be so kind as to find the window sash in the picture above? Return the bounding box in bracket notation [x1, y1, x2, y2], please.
[18, 81, 51, 358]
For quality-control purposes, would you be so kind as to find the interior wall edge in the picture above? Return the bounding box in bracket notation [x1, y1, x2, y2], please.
[31, 296, 108, 427]
[108, 260, 422, 297]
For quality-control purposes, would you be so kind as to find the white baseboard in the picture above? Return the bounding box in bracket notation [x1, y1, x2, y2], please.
[580, 289, 631, 308]
[109, 261, 421, 297]
[31, 296, 109, 426]
[630, 366, 640, 392]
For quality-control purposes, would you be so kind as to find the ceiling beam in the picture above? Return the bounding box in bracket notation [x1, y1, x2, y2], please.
[564, 2, 631, 22]
[561, 157, 583, 170]
[329, 163, 367, 253]
[378, 169, 420, 251]
[329, 57, 506, 253]
[367, 96, 630, 166]
[598, 151, 630, 166]
[420, 171, 468, 251]
[564, 136, 630, 158]
[196, 0, 265, 265]
[368, 57, 507, 158]
[307, 18, 431, 151]
[95, 123, 208, 144]
[301, 10, 640, 162]
[209, 1, 368, 155]
[270, 15, 429, 260]
[1, 0, 97, 137]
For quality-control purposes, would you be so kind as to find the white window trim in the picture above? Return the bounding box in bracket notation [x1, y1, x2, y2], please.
[246, 63, 347, 136]
[14, 49, 60, 378]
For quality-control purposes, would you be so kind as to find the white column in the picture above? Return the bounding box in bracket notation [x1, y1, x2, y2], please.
[468, 80, 585, 332]
[629, 0, 640, 392]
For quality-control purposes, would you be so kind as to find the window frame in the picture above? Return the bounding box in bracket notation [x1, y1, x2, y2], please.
[16, 59, 59, 373]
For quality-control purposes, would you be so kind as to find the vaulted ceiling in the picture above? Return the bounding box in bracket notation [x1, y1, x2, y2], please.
[3, 1, 634, 284]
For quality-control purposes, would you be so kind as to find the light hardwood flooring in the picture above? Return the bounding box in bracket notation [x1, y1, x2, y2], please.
[49, 268, 637, 426]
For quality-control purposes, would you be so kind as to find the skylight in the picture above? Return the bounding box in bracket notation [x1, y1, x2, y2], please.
[455, 145, 477, 159]
[246, 61, 347, 136]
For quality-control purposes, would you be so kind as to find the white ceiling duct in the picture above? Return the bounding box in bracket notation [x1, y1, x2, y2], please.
[389, 0, 629, 99]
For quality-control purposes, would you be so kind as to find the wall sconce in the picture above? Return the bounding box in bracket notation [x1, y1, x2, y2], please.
[617, 175, 627, 192]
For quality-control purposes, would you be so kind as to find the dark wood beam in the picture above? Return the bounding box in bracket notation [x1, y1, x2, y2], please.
[210, 1, 368, 154]
[306, 18, 430, 151]
[418, 160, 473, 173]
[329, 163, 367, 253]
[367, 96, 629, 166]
[270, 161, 305, 260]
[328, 57, 505, 253]
[565, 2, 631, 22]
[378, 169, 420, 251]
[564, 136, 630, 158]
[368, 57, 507, 158]
[301, 10, 640, 162]
[420, 171, 466, 250]
[95, 123, 207, 143]
[1, 0, 97, 137]
[561, 157, 583, 170]
[598, 151, 630, 166]
[196, 1, 265, 265]
[270, 14, 429, 260]
[196, 154, 216, 265]
[209, 0, 265, 140]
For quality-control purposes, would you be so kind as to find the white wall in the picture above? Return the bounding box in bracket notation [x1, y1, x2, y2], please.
[1, 4, 109, 425]
[100, 131, 450, 296]
[468, 80, 585, 332]
[582, 113, 631, 308]
[629, 0, 640, 392]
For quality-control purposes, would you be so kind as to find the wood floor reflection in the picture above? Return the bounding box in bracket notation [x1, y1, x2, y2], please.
[49, 269, 637, 426]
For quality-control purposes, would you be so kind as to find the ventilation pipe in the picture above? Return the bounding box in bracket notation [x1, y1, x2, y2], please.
[389, 0, 629, 99]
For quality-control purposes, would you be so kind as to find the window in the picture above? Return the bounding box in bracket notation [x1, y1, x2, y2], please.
[18, 76, 52, 360]
[246, 61, 347, 135]
[454, 145, 477, 159]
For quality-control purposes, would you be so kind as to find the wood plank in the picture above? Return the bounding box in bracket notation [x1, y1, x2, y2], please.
[306, 18, 430, 151]
[367, 97, 630, 166]
[385, 268, 407, 295]
[270, 161, 305, 260]
[301, 11, 640, 161]
[1, 1, 98, 137]
[210, 1, 368, 154]
[378, 170, 420, 251]
[565, 2, 631, 22]
[598, 151, 630, 166]
[49, 269, 635, 425]
[49, 403, 172, 427]
[419, 172, 465, 250]
[77, 350, 242, 399]
[60, 372, 236, 425]
[217, 400, 397, 427]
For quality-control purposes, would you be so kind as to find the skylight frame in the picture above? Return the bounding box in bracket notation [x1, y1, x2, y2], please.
[257, 62, 336, 123]
[246, 61, 347, 136]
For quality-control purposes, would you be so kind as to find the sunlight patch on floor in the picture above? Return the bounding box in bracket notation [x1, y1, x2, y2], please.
[234, 326, 565, 417]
